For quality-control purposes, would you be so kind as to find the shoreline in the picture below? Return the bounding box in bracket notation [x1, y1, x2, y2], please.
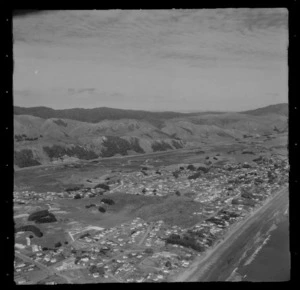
[169, 186, 288, 282]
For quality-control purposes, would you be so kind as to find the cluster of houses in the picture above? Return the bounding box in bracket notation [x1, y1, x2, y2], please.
[14, 155, 288, 283]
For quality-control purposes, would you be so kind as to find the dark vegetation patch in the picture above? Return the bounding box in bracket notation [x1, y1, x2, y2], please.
[101, 198, 115, 205]
[15, 225, 43, 237]
[43, 144, 98, 160]
[197, 166, 209, 173]
[15, 134, 38, 142]
[14, 149, 41, 168]
[94, 183, 110, 191]
[151, 141, 173, 152]
[187, 164, 196, 171]
[165, 233, 205, 252]
[242, 150, 255, 155]
[53, 119, 68, 127]
[65, 186, 83, 192]
[28, 210, 57, 224]
[98, 206, 106, 213]
[130, 138, 145, 154]
[100, 136, 144, 157]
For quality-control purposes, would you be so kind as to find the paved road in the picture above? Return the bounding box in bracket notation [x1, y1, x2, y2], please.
[138, 223, 154, 246]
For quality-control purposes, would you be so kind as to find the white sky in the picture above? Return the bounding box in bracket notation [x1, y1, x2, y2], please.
[13, 9, 288, 111]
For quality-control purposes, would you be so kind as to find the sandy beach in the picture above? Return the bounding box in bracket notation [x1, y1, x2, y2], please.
[169, 186, 288, 282]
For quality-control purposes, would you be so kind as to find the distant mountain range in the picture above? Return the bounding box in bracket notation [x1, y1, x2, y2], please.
[13, 103, 288, 168]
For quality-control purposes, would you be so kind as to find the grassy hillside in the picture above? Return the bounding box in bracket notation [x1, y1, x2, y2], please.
[14, 106, 194, 125]
[13, 104, 288, 168]
[241, 103, 288, 117]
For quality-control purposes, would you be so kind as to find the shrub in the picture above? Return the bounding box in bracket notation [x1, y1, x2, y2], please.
[98, 206, 106, 213]
[74, 194, 81, 199]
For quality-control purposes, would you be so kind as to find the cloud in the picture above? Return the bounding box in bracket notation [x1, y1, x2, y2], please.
[13, 9, 288, 111]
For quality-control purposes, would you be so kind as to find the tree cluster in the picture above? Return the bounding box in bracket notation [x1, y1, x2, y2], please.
[15, 134, 39, 142]
[165, 234, 205, 252]
[28, 210, 57, 224]
[151, 141, 173, 152]
[100, 136, 131, 157]
[53, 119, 68, 127]
[94, 183, 110, 191]
[43, 145, 98, 160]
[101, 198, 115, 205]
[14, 149, 41, 168]
[15, 225, 43, 237]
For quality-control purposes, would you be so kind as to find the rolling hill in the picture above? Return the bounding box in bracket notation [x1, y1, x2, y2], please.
[13, 104, 288, 168]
